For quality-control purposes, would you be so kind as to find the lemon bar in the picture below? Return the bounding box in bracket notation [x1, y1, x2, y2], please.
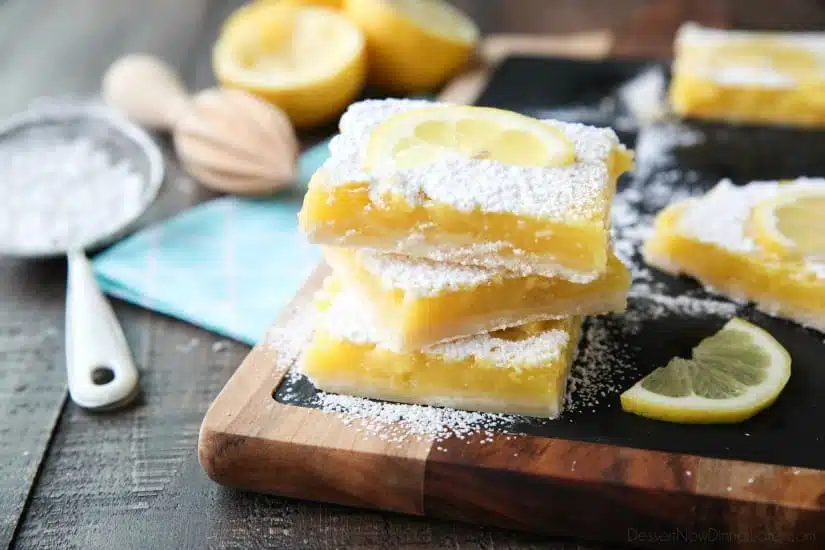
[300, 279, 583, 418]
[644, 178, 825, 332]
[323, 246, 628, 351]
[298, 99, 633, 281]
[670, 23, 825, 127]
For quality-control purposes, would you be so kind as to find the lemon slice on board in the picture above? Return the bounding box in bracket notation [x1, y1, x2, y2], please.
[620, 318, 791, 424]
[750, 187, 825, 261]
[364, 105, 576, 173]
[344, 0, 479, 94]
[213, 3, 366, 128]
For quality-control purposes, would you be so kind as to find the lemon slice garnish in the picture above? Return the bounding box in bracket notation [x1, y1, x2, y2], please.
[750, 187, 825, 261]
[213, 3, 366, 128]
[345, 0, 478, 94]
[364, 106, 576, 173]
[620, 318, 791, 424]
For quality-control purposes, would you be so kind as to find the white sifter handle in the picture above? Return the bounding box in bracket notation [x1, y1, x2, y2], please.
[65, 250, 139, 410]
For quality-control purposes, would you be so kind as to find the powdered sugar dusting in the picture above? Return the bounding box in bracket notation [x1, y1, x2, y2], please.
[676, 178, 825, 253]
[429, 321, 572, 366]
[357, 249, 497, 295]
[629, 284, 737, 320]
[343, 246, 607, 296]
[263, 302, 317, 370]
[399, 238, 601, 281]
[611, 122, 704, 278]
[565, 317, 635, 414]
[315, 392, 515, 444]
[321, 286, 575, 368]
[321, 98, 626, 221]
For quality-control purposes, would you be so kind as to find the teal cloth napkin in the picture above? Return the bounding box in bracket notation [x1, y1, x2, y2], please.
[91, 139, 331, 346]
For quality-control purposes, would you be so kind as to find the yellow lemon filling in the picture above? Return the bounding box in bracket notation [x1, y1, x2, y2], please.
[298, 99, 634, 279]
[323, 246, 629, 351]
[300, 278, 582, 418]
[669, 23, 825, 127]
[643, 179, 825, 332]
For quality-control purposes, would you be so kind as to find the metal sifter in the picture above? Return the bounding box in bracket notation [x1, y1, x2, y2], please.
[0, 102, 164, 410]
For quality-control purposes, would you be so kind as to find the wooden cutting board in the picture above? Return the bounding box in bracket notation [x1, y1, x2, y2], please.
[199, 269, 825, 550]
[198, 33, 825, 550]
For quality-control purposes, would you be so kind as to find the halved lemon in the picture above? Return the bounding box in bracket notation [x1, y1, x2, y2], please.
[750, 187, 825, 261]
[213, 3, 366, 128]
[364, 105, 576, 173]
[621, 318, 791, 424]
[344, 0, 479, 94]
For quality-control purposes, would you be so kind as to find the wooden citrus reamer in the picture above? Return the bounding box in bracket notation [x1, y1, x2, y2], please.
[102, 54, 300, 196]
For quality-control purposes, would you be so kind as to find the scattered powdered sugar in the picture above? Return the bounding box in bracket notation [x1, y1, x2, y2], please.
[320, 286, 573, 368]
[263, 296, 318, 372]
[176, 337, 200, 353]
[564, 316, 637, 414]
[0, 135, 146, 253]
[562, 290, 737, 414]
[322, 98, 626, 221]
[629, 284, 737, 320]
[632, 121, 704, 181]
[211, 340, 230, 353]
[315, 392, 514, 443]
[608, 122, 703, 282]
[617, 66, 668, 125]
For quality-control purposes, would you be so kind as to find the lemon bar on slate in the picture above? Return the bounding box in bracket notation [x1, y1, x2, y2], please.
[323, 245, 628, 351]
[298, 99, 633, 281]
[300, 278, 583, 418]
[644, 178, 825, 332]
[670, 22, 825, 127]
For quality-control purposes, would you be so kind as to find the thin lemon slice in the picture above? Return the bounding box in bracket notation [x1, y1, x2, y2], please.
[364, 105, 576, 173]
[621, 318, 791, 424]
[750, 187, 825, 261]
[344, 0, 478, 94]
[213, 3, 366, 128]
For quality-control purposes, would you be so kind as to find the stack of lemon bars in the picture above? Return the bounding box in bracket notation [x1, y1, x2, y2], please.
[296, 99, 634, 418]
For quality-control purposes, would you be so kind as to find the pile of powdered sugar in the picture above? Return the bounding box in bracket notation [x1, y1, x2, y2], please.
[0, 134, 145, 253]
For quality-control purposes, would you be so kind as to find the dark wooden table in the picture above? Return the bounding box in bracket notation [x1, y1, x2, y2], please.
[3, 1, 825, 549]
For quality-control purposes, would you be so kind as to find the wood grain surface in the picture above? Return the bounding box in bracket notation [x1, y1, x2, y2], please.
[3, 0, 825, 548]
[201, 267, 825, 550]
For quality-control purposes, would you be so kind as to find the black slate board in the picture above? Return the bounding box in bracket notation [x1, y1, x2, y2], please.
[275, 55, 825, 472]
